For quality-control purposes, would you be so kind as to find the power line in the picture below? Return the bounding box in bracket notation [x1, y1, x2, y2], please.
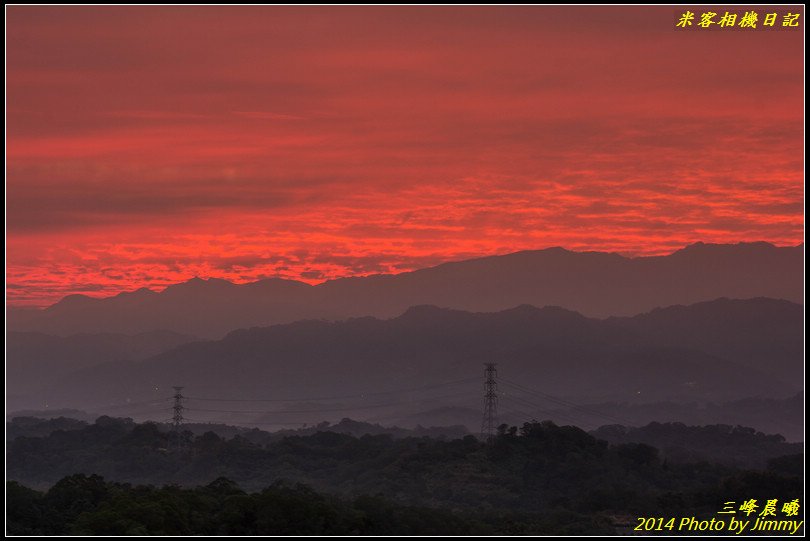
[112, 406, 174, 416]
[499, 378, 631, 425]
[96, 374, 631, 432]
[499, 384, 590, 425]
[103, 397, 174, 410]
[480, 363, 498, 442]
[184, 390, 477, 416]
[498, 405, 538, 424]
[182, 418, 310, 426]
[183, 377, 479, 403]
[499, 392, 589, 426]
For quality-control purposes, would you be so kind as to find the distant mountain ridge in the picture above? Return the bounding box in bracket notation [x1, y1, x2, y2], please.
[6, 330, 196, 399]
[7, 241, 803, 338]
[15, 297, 802, 417]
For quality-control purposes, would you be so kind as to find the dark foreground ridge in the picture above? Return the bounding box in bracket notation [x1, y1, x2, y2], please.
[8, 475, 616, 536]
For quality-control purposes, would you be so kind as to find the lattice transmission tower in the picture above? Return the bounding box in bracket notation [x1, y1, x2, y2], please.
[171, 386, 185, 452]
[481, 363, 498, 441]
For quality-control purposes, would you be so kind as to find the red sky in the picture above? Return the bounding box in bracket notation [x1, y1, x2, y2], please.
[6, 6, 805, 306]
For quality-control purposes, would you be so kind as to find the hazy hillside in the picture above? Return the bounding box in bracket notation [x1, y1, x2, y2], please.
[12, 298, 800, 424]
[590, 422, 801, 469]
[609, 297, 803, 384]
[6, 330, 196, 399]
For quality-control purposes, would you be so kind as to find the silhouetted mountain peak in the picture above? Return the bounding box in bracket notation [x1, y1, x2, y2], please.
[163, 276, 236, 294]
[114, 287, 157, 299]
[12, 242, 802, 338]
[501, 303, 543, 314]
[245, 277, 312, 291]
[45, 294, 99, 312]
[500, 304, 586, 321]
[632, 297, 800, 319]
[673, 241, 779, 256]
[537, 246, 570, 255]
[396, 304, 463, 321]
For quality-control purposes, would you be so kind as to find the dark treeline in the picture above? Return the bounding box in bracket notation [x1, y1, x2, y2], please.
[6, 416, 469, 444]
[7, 475, 615, 535]
[6, 416, 803, 535]
[590, 421, 801, 469]
[7, 416, 800, 492]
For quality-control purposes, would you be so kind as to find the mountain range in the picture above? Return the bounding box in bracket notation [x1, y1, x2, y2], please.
[7, 241, 803, 339]
[6, 330, 195, 400]
[9, 298, 802, 426]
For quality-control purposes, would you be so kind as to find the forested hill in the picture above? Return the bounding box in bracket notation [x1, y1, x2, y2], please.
[8, 475, 616, 535]
[7, 416, 802, 535]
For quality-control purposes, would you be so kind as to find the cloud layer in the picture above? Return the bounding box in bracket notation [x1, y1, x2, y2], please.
[7, 6, 804, 305]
